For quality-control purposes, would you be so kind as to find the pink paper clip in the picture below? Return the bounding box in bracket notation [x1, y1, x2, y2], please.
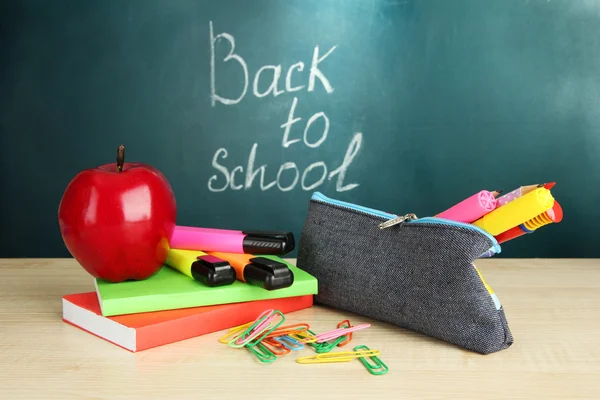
[314, 324, 371, 343]
[238, 312, 275, 344]
[228, 309, 284, 348]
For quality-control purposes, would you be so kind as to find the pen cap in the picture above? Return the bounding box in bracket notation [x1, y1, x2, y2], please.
[522, 200, 563, 230]
[244, 257, 294, 290]
[494, 201, 563, 245]
[191, 255, 236, 287]
[472, 188, 554, 236]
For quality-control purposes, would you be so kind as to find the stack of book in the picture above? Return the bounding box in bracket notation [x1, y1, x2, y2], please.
[62, 228, 318, 352]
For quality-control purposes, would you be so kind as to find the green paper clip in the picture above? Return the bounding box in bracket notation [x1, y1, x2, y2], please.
[294, 329, 322, 351]
[353, 345, 389, 375]
[296, 329, 348, 354]
[246, 310, 285, 347]
[247, 342, 277, 364]
[228, 310, 285, 348]
[314, 336, 346, 353]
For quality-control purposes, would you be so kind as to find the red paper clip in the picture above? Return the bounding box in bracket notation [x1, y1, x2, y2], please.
[336, 319, 353, 347]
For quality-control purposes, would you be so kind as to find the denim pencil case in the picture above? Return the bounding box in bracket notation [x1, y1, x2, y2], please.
[296, 192, 513, 354]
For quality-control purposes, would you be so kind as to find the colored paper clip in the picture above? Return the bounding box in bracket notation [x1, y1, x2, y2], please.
[228, 321, 254, 332]
[247, 342, 277, 364]
[232, 309, 283, 348]
[296, 348, 381, 364]
[353, 345, 389, 375]
[290, 329, 322, 351]
[312, 324, 371, 343]
[292, 328, 344, 353]
[291, 330, 344, 354]
[273, 335, 304, 351]
[218, 321, 253, 344]
[265, 323, 310, 339]
[336, 320, 353, 347]
[288, 328, 319, 343]
[262, 338, 291, 355]
[228, 309, 285, 348]
[313, 336, 346, 354]
[229, 311, 273, 346]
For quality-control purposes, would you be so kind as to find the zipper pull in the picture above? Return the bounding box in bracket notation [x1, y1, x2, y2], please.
[378, 213, 418, 230]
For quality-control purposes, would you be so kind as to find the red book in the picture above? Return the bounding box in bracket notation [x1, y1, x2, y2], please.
[62, 292, 313, 352]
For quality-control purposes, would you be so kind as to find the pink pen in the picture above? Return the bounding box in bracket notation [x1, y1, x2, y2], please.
[170, 226, 295, 255]
[435, 190, 497, 224]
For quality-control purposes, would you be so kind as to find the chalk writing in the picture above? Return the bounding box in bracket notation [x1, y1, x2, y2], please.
[208, 21, 361, 192]
[208, 134, 362, 192]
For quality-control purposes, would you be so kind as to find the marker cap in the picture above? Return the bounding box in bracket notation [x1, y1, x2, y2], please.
[244, 257, 294, 290]
[191, 255, 236, 287]
[242, 231, 295, 255]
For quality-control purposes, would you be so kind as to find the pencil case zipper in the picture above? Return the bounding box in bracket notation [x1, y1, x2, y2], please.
[311, 191, 501, 254]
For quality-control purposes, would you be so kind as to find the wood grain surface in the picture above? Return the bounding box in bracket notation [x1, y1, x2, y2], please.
[0, 258, 598, 399]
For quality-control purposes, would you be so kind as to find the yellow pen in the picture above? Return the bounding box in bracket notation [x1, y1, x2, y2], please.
[165, 248, 236, 287]
[472, 187, 554, 236]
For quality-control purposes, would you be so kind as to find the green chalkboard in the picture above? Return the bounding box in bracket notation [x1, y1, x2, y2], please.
[1, 0, 597, 258]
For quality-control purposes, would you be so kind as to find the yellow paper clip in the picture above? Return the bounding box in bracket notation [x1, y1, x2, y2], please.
[218, 322, 253, 344]
[296, 348, 381, 364]
[290, 331, 318, 344]
[229, 321, 254, 332]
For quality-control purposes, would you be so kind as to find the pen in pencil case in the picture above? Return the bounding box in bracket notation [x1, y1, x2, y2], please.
[496, 182, 556, 207]
[472, 187, 554, 236]
[495, 200, 563, 244]
[435, 190, 497, 223]
[207, 252, 294, 290]
[166, 249, 236, 287]
[171, 226, 295, 255]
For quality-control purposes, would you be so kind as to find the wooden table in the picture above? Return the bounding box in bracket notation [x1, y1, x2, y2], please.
[0, 258, 599, 399]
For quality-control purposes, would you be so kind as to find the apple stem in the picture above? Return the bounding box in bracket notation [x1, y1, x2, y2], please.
[116, 145, 125, 172]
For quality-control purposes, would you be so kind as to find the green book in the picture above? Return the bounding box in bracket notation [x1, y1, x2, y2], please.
[94, 256, 318, 316]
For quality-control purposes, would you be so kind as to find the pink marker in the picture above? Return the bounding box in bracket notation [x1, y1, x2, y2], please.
[435, 190, 497, 224]
[170, 226, 295, 255]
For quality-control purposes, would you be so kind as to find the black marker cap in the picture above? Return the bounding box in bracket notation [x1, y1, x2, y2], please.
[241, 231, 295, 255]
[191, 255, 236, 287]
[244, 257, 294, 290]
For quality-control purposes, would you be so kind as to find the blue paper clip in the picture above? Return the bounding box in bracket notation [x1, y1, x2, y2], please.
[274, 335, 304, 351]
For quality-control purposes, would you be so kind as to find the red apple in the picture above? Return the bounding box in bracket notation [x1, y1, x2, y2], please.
[58, 145, 177, 282]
